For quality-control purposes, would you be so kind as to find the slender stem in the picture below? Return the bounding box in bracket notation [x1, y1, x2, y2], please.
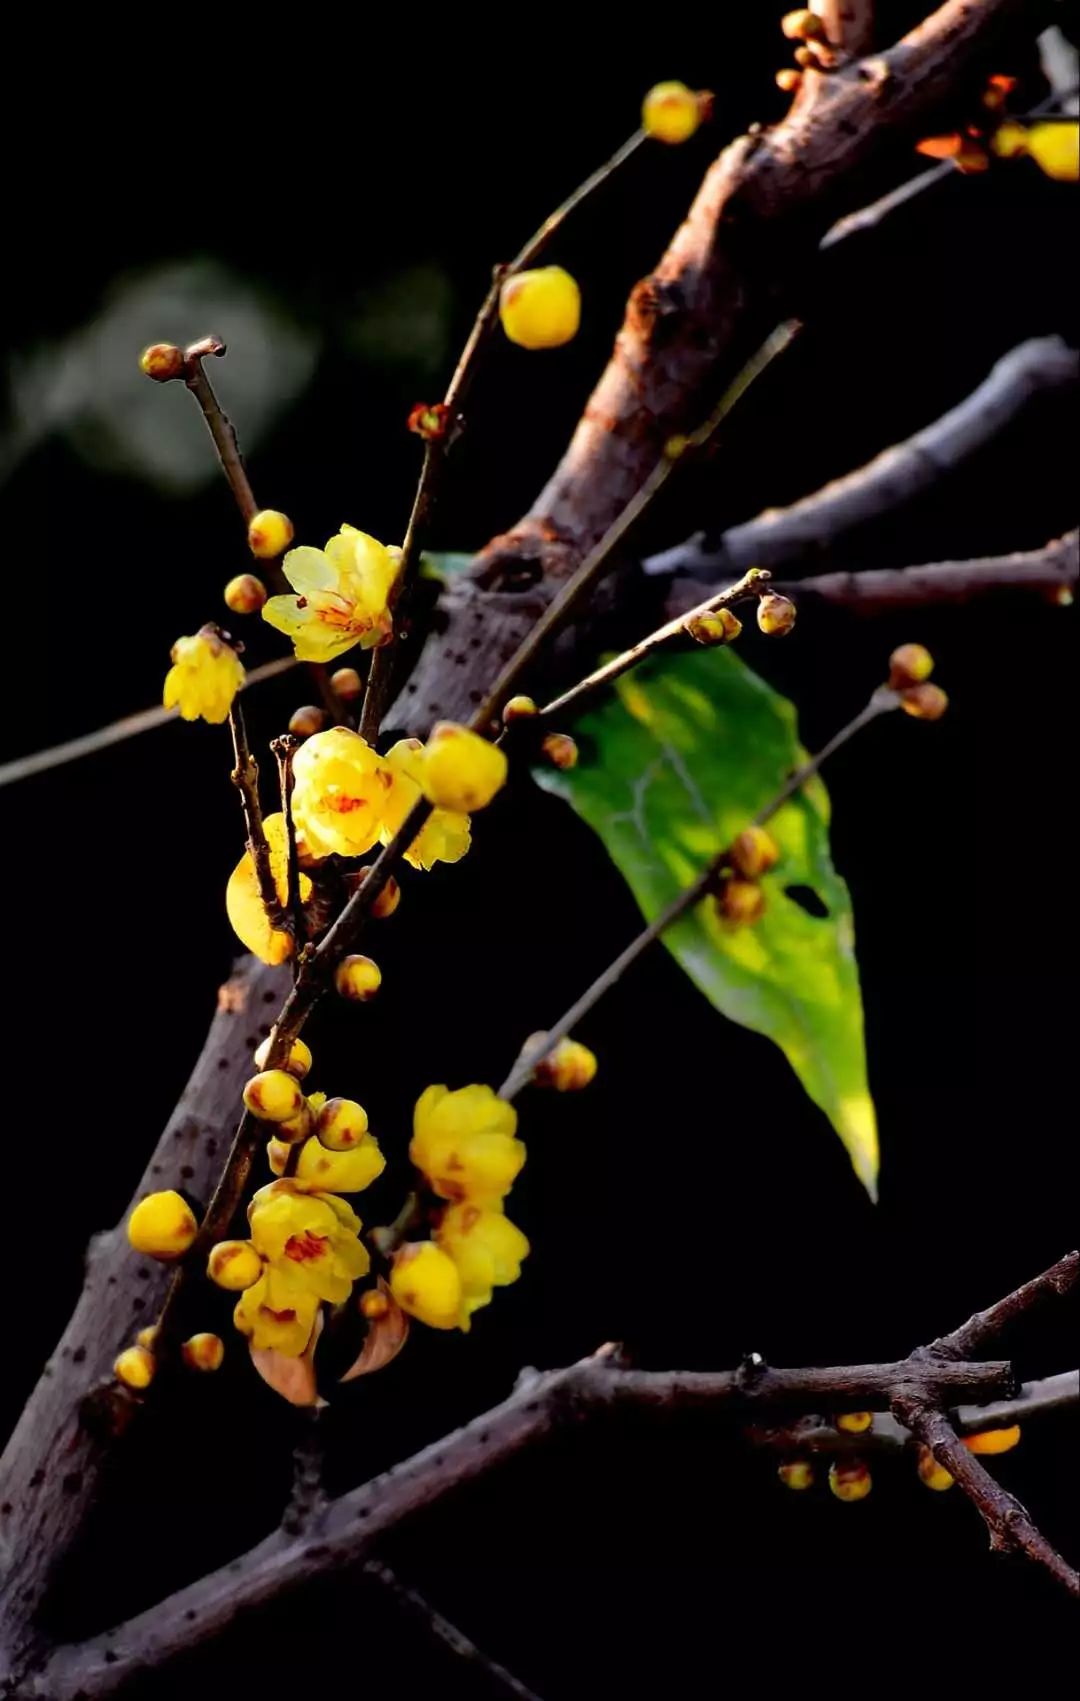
[229, 701, 286, 933]
[498, 687, 897, 1099]
[271, 734, 304, 949]
[472, 320, 802, 733]
[362, 1560, 545, 1701]
[538, 568, 771, 725]
[925, 1251, 1080, 1361]
[184, 346, 258, 525]
[359, 130, 649, 744]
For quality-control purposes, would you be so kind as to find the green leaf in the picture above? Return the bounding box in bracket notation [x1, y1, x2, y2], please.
[535, 647, 878, 1198]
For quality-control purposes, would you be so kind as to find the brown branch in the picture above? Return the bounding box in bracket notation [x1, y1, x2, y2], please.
[361, 1560, 546, 1701]
[645, 338, 1078, 583]
[270, 733, 304, 946]
[183, 339, 258, 524]
[665, 532, 1080, 618]
[229, 701, 286, 935]
[924, 1250, 1080, 1361]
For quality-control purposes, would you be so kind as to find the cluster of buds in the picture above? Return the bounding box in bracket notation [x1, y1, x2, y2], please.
[778, 1417, 1022, 1498]
[120, 1195, 228, 1389]
[775, 9, 837, 93]
[713, 824, 781, 929]
[888, 644, 948, 720]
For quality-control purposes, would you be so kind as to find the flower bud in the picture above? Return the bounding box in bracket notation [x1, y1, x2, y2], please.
[778, 1460, 814, 1491]
[540, 732, 578, 771]
[253, 1035, 312, 1080]
[390, 1242, 463, 1330]
[361, 1288, 390, 1320]
[243, 1069, 306, 1122]
[277, 1100, 316, 1145]
[315, 1096, 370, 1150]
[782, 8, 825, 40]
[224, 573, 268, 616]
[407, 402, 451, 441]
[207, 1239, 263, 1291]
[775, 68, 802, 92]
[503, 695, 538, 724]
[127, 1191, 198, 1260]
[330, 666, 363, 701]
[717, 878, 766, 926]
[794, 45, 817, 68]
[642, 81, 709, 144]
[526, 1033, 598, 1092]
[182, 1332, 225, 1372]
[899, 683, 948, 721]
[114, 1345, 155, 1390]
[139, 342, 185, 382]
[499, 267, 581, 350]
[917, 1445, 954, 1492]
[828, 1459, 872, 1502]
[888, 643, 934, 690]
[349, 865, 401, 919]
[266, 1137, 290, 1177]
[686, 607, 742, 646]
[963, 1424, 1020, 1456]
[137, 1325, 160, 1352]
[835, 1411, 873, 1435]
[247, 509, 295, 560]
[334, 954, 383, 1002]
[289, 705, 326, 739]
[757, 592, 797, 637]
[423, 722, 508, 811]
[729, 825, 780, 879]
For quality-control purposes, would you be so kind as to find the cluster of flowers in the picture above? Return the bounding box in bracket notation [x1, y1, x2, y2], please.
[778, 1411, 1022, 1501]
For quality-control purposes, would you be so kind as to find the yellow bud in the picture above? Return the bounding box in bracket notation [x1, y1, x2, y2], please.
[503, 695, 538, 725]
[794, 45, 816, 68]
[243, 1069, 306, 1122]
[127, 1191, 198, 1260]
[334, 954, 382, 1002]
[828, 1459, 872, 1502]
[248, 509, 295, 560]
[888, 643, 934, 690]
[782, 8, 825, 40]
[253, 1035, 312, 1080]
[224, 573, 267, 616]
[835, 1411, 873, 1435]
[499, 267, 581, 351]
[266, 1137, 290, 1177]
[182, 1332, 225, 1372]
[315, 1096, 370, 1150]
[917, 1445, 955, 1492]
[289, 705, 326, 739]
[775, 68, 802, 93]
[114, 1345, 155, 1390]
[642, 81, 708, 145]
[361, 1288, 390, 1320]
[899, 683, 948, 721]
[423, 722, 508, 812]
[330, 666, 363, 701]
[207, 1239, 263, 1292]
[136, 1325, 160, 1351]
[350, 865, 401, 919]
[717, 877, 766, 926]
[964, 1424, 1020, 1456]
[390, 1242, 463, 1330]
[686, 607, 742, 646]
[729, 825, 780, 880]
[1023, 121, 1080, 183]
[139, 342, 185, 382]
[778, 1460, 814, 1491]
[527, 1033, 598, 1092]
[757, 592, 797, 637]
[277, 1100, 315, 1145]
[540, 732, 578, 771]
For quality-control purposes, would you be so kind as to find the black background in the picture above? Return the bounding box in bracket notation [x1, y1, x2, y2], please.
[1, 6, 1077, 1696]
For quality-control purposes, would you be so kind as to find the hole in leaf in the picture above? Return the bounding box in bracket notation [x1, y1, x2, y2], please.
[784, 884, 830, 919]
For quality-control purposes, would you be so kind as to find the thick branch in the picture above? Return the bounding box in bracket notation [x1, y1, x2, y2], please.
[645, 338, 1078, 583]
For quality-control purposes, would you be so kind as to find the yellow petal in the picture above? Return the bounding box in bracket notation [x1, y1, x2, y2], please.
[282, 545, 336, 596]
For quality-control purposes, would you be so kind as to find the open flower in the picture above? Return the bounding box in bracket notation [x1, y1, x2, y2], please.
[291, 726, 393, 859]
[262, 525, 398, 661]
[233, 1263, 321, 1356]
[410, 1084, 525, 1204]
[436, 1202, 529, 1330]
[379, 739, 471, 871]
[163, 627, 244, 724]
[295, 1131, 386, 1194]
[248, 1180, 370, 1305]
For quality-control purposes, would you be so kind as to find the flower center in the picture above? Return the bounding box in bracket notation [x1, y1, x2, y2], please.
[284, 1231, 329, 1264]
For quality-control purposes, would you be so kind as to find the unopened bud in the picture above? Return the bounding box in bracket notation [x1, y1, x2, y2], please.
[253, 1035, 312, 1080]
[775, 68, 803, 92]
[828, 1459, 872, 1502]
[503, 695, 538, 725]
[917, 1445, 954, 1491]
[289, 705, 326, 739]
[137, 1325, 160, 1352]
[835, 1411, 872, 1435]
[642, 81, 711, 145]
[330, 666, 363, 701]
[782, 8, 826, 41]
[717, 877, 766, 926]
[224, 573, 267, 615]
[963, 1424, 1020, 1456]
[139, 342, 185, 382]
[686, 607, 742, 647]
[247, 509, 294, 560]
[757, 592, 797, 637]
[349, 865, 401, 919]
[315, 1096, 370, 1151]
[888, 644, 934, 690]
[407, 401, 451, 441]
[182, 1332, 225, 1372]
[207, 1239, 263, 1291]
[729, 825, 780, 879]
[526, 1033, 598, 1092]
[114, 1345, 155, 1390]
[541, 732, 578, 771]
[899, 683, 948, 721]
[243, 1069, 305, 1123]
[361, 1288, 391, 1321]
[778, 1460, 815, 1491]
[277, 1100, 315, 1145]
[127, 1191, 198, 1260]
[334, 954, 383, 1001]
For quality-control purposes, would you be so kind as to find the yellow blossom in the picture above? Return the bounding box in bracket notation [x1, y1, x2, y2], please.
[233, 1263, 321, 1356]
[411, 1084, 525, 1204]
[226, 813, 313, 966]
[390, 1241, 463, 1330]
[262, 525, 398, 661]
[379, 738, 471, 870]
[422, 723, 508, 813]
[436, 1202, 529, 1329]
[163, 629, 244, 724]
[291, 727, 393, 859]
[248, 1180, 370, 1304]
[992, 119, 1079, 181]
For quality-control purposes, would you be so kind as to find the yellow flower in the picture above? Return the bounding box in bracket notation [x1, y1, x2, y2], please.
[379, 739, 471, 871]
[262, 525, 398, 661]
[390, 1241, 463, 1330]
[226, 813, 313, 966]
[233, 1263, 321, 1356]
[436, 1202, 529, 1330]
[992, 119, 1078, 181]
[248, 1180, 370, 1303]
[295, 1132, 386, 1194]
[163, 629, 244, 724]
[291, 727, 393, 860]
[410, 1084, 525, 1204]
[422, 723, 508, 813]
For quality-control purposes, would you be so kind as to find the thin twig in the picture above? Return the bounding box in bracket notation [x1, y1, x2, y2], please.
[768, 533, 1078, 611]
[183, 340, 259, 524]
[924, 1250, 1080, 1362]
[229, 701, 285, 933]
[538, 567, 771, 725]
[358, 129, 649, 742]
[362, 1560, 546, 1701]
[498, 686, 897, 1099]
[271, 733, 304, 948]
